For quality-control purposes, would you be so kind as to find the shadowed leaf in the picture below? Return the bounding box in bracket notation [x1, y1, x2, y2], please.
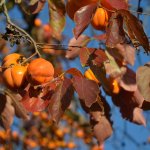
[48, 78, 74, 123]
[119, 10, 150, 54]
[73, 3, 98, 39]
[119, 67, 137, 92]
[21, 0, 46, 14]
[73, 76, 100, 107]
[0, 95, 15, 129]
[106, 12, 125, 48]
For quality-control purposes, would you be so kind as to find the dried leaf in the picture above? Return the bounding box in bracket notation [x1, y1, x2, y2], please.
[136, 62, 150, 101]
[48, 0, 66, 40]
[66, 35, 90, 59]
[119, 10, 150, 54]
[48, 78, 74, 123]
[0, 95, 15, 129]
[107, 43, 135, 66]
[21, 0, 46, 15]
[106, 12, 125, 48]
[112, 89, 145, 125]
[79, 47, 95, 67]
[119, 67, 137, 92]
[73, 76, 100, 107]
[73, 3, 98, 39]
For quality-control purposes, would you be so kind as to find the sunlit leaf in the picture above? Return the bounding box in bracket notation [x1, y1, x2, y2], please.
[66, 35, 90, 59]
[48, 0, 66, 40]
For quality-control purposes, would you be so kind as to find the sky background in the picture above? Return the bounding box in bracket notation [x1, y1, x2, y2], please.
[0, 0, 150, 150]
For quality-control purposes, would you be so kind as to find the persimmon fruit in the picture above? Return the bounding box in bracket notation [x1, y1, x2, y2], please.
[91, 7, 109, 30]
[2, 53, 28, 89]
[34, 18, 42, 27]
[84, 68, 99, 84]
[26, 58, 54, 85]
[66, 0, 98, 20]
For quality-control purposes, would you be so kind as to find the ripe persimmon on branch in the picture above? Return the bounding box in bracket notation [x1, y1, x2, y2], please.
[0, 0, 150, 149]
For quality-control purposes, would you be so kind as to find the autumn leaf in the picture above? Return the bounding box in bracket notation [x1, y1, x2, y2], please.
[65, 68, 83, 77]
[48, 0, 66, 40]
[119, 10, 150, 54]
[21, 0, 46, 14]
[73, 76, 100, 107]
[112, 89, 145, 125]
[136, 62, 150, 101]
[66, 35, 90, 59]
[101, 0, 128, 10]
[106, 12, 125, 48]
[79, 47, 95, 67]
[73, 3, 98, 39]
[0, 94, 15, 129]
[119, 67, 137, 92]
[107, 43, 135, 66]
[48, 78, 74, 123]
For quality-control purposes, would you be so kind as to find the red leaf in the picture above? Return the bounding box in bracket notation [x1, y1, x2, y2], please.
[65, 68, 83, 77]
[107, 43, 135, 66]
[106, 12, 125, 48]
[79, 47, 95, 67]
[112, 89, 145, 125]
[73, 3, 98, 39]
[73, 76, 100, 107]
[0, 95, 15, 129]
[48, 78, 74, 123]
[65, 35, 90, 59]
[92, 49, 108, 67]
[101, 0, 128, 10]
[119, 67, 137, 92]
[93, 33, 106, 41]
[119, 10, 150, 54]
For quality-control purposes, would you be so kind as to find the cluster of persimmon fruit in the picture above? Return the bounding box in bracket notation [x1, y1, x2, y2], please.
[66, 0, 113, 30]
[1, 53, 54, 89]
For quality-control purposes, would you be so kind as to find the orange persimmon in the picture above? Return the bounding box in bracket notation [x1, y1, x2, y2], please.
[26, 58, 54, 85]
[91, 7, 109, 30]
[2, 53, 28, 89]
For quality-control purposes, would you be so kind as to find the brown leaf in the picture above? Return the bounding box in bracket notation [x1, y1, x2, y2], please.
[48, 78, 74, 123]
[73, 3, 98, 39]
[119, 10, 150, 54]
[20, 84, 53, 112]
[79, 47, 95, 67]
[101, 0, 128, 10]
[65, 68, 83, 77]
[93, 33, 106, 41]
[119, 67, 137, 92]
[65, 35, 90, 59]
[107, 43, 135, 66]
[0, 95, 15, 129]
[92, 49, 108, 67]
[106, 12, 125, 48]
[73, 76, 100, 107]
[48, 0, 66, 40]
[136, 62, 150, 101]
[92, 115, 113, 144]
[104, 50, 127, 78]
[112, 89, 145, 125]
[21, 0, 46, 15]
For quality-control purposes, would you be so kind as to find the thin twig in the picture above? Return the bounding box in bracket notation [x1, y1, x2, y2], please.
[2, 2, 41, 57]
